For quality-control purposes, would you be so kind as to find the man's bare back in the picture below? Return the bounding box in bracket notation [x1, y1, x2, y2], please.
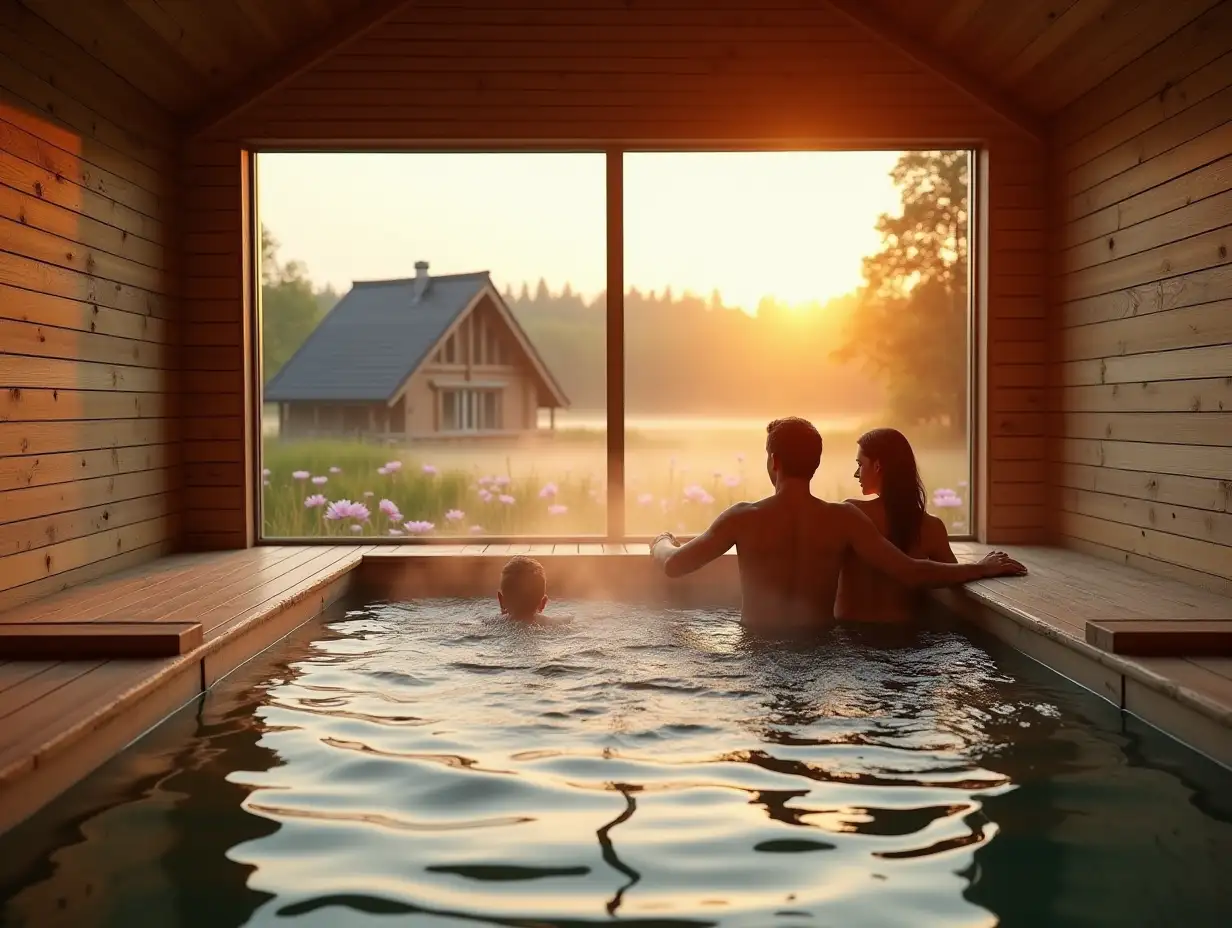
[721, 494, 857, 630]
[651, 418, 1027, 631]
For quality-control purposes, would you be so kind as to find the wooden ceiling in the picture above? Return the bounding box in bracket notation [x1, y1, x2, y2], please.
[17, 0, 1230, 124]
[17, 0, 368, 113]
[863, 0, 1229, 115]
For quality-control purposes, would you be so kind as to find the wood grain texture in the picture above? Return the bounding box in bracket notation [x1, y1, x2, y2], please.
[0, 12, 181, 600]
[1051, 0, 1232, 593]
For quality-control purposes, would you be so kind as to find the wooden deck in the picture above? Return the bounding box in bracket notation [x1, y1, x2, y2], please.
[1, 542, 1230, 836]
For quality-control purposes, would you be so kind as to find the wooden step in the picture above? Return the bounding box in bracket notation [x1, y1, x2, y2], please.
[0, 623, 203, 660]
[1086, 619, 1232, 656]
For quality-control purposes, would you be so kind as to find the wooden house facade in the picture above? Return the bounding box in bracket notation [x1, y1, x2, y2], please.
[265, 263, 568, 441]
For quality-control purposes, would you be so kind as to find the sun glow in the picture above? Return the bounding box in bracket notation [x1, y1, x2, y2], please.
[258, 150, 904, 312]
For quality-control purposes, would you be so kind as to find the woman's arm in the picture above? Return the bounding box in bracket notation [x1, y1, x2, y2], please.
[922, 514, 958, 564]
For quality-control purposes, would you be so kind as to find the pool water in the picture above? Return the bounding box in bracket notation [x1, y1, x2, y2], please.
[2, 598, 1232, 928]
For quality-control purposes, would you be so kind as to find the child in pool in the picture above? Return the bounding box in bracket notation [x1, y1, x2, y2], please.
[497, 555, 566, 623]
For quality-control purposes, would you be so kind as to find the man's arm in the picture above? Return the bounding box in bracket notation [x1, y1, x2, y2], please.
[840, 504, 1025, 586]
[651, 505, 745, 578]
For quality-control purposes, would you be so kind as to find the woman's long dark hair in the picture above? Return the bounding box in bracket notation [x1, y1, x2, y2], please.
[858, 428, 926, 552]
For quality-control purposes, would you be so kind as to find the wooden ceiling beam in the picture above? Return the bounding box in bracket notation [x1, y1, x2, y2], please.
[820, 0, 1046, 143]
[184, 0, 410, 138]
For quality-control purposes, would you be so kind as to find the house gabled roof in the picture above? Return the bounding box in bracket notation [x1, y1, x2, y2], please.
[264, 271, 568, 407]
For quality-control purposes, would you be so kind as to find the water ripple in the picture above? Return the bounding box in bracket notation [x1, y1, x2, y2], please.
[9, 597, 1232, 928]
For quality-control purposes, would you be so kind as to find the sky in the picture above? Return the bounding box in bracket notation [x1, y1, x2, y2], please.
[256, 150, 906, 312]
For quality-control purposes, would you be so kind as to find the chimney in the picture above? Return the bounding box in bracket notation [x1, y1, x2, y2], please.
[412, 260, 430, 302]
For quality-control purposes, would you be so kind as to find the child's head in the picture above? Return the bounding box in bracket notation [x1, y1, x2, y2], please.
[498, 555, 548, 619]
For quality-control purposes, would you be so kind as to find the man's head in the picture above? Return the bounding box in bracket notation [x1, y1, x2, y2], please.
[498, 555, 548, 619]
[765, 417, 823, 486]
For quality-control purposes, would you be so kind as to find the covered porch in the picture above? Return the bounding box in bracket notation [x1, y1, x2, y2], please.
[1, 0, 1229, 837]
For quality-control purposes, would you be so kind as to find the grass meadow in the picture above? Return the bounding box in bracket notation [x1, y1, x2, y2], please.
[260, 419, 971, 539]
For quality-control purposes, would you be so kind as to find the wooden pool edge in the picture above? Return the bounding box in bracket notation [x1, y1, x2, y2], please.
[0, 557, 361, 837]
[1, 548, 1230, 838]
[930, 586, 1232, 770]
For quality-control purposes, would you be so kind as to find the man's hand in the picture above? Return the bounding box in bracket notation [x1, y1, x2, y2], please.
[650, 531, 679, 554]
[978, 551, 1028, 578]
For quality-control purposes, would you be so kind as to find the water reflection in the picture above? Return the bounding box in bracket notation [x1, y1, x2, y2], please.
[1, 598, 1231, 927]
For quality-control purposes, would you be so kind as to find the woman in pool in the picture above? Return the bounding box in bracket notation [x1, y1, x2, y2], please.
[836, 427, 957, 623]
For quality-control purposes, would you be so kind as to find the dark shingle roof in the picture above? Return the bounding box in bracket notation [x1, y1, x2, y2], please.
[264, 272, 489, 402]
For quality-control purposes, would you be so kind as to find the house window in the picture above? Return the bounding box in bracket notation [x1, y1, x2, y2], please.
[442, 388, 501, 431]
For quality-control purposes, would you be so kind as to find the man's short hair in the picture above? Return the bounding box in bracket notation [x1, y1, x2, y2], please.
[500, 555, 546, 609]
[766, 417, 823, 479]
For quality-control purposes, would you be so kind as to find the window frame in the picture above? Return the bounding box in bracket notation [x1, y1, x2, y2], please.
[252, 147, 980, 545]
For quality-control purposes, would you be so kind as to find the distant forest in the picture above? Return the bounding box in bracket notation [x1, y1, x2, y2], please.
[261, 151, 969, 431]
[503, 282, 878, 416]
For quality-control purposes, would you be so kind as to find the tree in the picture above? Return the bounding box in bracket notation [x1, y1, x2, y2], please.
[833, 151, 970, 433]
[260, 226, 329, 382]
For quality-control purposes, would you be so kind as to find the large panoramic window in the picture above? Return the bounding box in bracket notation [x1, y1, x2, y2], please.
[257, 152, 607, 539]
[256, 149, 973, 541]
[622, 150, 973, 539]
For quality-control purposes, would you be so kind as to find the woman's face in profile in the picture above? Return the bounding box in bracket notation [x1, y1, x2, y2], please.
[854, 449, 881, 496]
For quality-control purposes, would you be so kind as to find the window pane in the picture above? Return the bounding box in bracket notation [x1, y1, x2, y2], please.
[623, 151, 972, 538]
[258, 152, 606, 539]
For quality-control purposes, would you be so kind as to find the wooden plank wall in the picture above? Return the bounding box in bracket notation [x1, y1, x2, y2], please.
[184, 0, 1048, 548]
[0, 2, 181, 608]
[1052, 1, 1232, 595]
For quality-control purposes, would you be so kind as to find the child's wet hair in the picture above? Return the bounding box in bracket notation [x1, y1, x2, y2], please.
[500, 555, 547, 612]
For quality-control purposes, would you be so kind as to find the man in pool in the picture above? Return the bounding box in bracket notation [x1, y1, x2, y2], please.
[497, 555, 562, 622]
[650, 417, 1027, 630]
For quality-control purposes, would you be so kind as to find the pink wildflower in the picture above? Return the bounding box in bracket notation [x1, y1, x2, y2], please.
[385, 461, 403, 473]
[292, 470, 309, 480]
[404, 520, 435, 534]
[379, 499, 400, 518]
[262, 468, 271, 477]
[362, 491, 374, 498]
[377, 466, 389, 476]
[311, 476, 327, 485]
[329, 466, 342, 474]
[349, 502, 371, 521]
[350, 524, 363, 533]
[932, 488, 963, 509]
[493, 475, 511, 487]
[389, 529, 404, 536]
[539, 482, 558, 499]
[304, 494, 327, 509]
[422, 464, 438, 475]
[547, 504, 568, 516]
[637, 492, 654, 506]
[445, 509, 465, 522]
[498, 494, 515, 505]
[479, 489, 493, 502]
[469, 524, 484, 534]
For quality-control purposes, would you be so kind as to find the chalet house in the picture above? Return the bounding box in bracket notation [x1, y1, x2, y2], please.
[264, 261, 569, 440]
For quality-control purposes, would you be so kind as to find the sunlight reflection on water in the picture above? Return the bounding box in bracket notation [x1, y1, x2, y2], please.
[224, 600, 1036, 926]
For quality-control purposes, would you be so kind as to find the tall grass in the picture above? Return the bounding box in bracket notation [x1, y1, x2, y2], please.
[262, 439, 971, 538]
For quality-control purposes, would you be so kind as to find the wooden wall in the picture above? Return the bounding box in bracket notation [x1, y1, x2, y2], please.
[0, 3, 180, 607]
[183, 0, 1048, 547]
[1052, 1, 1232, 594]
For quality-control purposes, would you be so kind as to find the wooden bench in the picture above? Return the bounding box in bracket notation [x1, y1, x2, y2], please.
[1085, 619, 1232, 657]
[0, 623, 203, 660]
